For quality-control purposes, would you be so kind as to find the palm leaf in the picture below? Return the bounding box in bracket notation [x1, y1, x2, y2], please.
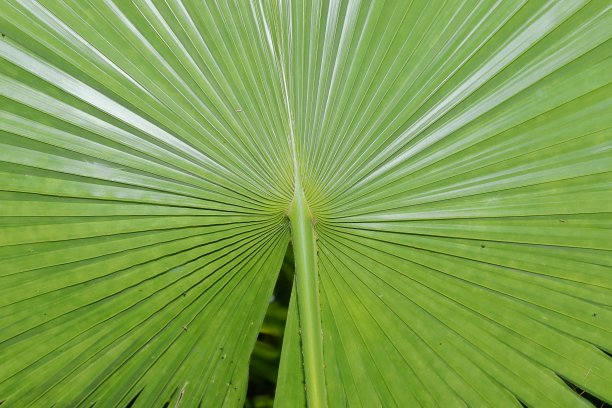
[1, 0, 611, 406]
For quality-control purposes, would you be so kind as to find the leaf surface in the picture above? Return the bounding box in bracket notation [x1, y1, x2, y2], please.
[0, 0, 611, 407]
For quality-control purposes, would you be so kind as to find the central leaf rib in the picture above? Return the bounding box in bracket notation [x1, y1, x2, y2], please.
[289, 179, 327, 407]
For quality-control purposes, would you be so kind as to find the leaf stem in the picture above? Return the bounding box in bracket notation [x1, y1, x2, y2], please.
[289, 181, 326, 407]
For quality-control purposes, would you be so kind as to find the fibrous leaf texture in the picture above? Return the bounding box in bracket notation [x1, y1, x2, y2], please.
[0, 1, 611, 407]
